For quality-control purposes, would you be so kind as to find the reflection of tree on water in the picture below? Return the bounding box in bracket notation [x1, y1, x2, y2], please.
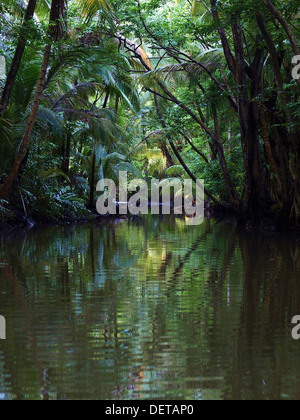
[211, 229, 300, 400]
[238, 232, 300, 400]
[0, 220, 300, 399]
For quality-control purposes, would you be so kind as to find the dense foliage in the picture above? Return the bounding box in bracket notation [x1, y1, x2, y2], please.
[0, 0, 299, 228]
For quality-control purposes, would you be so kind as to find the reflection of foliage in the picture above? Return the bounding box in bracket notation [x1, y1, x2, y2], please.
[0, 218, 300, 400]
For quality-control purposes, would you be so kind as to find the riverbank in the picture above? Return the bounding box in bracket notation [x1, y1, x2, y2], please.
[0, 201, 151, 233]
[1, 198, 299, 235]
[0, 198, 208, 232]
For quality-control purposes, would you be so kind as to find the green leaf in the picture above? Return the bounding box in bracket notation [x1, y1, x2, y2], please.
[39, 168, 71, 183]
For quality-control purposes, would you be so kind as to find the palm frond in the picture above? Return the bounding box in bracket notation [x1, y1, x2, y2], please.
[115, 162, 141, 178]
[35, 106, 64, 138]
[75, 0, 115, 25]
[165, 165, 185, 177]
[35, 0, 51, 20]
[39, 167, 71, 183]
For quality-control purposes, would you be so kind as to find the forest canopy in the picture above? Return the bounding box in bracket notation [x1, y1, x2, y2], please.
[0, 0, 299, 228]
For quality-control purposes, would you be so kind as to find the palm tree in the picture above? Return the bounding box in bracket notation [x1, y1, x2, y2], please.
[0, 0, 64, 198]
[0, 0, 119, 199]
[0, 0, 53, 114]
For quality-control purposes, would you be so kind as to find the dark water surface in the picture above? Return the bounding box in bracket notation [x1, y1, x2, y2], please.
[0, 217, 300, 400]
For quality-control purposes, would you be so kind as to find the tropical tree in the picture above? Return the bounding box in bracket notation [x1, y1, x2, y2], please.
[110, 0, 300, 226]
[0, 0, 140, 213]
[0, 0, 65, 198]
[0, 0, 299, 228]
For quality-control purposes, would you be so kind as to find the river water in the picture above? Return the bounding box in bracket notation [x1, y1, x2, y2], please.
[0, 216, 299, 400]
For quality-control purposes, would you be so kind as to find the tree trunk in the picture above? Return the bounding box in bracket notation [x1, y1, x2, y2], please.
[239, 106, 271, 222]
[178, 130, 209, 164]
[232, 22, 271, 223]
[62, 130, 71, 176]
[210, 0, 237, 78]
[263, 0, 300, 91]
[0, 44, 52, 198]
[0, 0, 61, 199]
[154, 94, 223, 207]
[160, 141, 174, 168]
[88, 150, 96, 208]
[259, 101, 283, 201]
[212, 110, 240, 209]
[0, 0, 37, 114]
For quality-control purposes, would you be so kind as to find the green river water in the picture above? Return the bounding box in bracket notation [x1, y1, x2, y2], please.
[0, 216, 299, 400]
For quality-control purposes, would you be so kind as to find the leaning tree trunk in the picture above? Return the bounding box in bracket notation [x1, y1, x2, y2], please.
[0, 0, 37, 114]
[0, 0, 62, 199]
[263, 0, 300, 92]
[0, 44, 52, 199]
[154, 95, 222, 207]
